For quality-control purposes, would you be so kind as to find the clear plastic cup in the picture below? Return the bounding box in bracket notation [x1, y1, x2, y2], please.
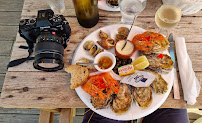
[46, 0, 65, 14]
[119, 0, 147, 24]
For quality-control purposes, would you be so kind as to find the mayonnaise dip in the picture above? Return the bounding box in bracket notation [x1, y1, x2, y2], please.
[116, 40, 134, 55]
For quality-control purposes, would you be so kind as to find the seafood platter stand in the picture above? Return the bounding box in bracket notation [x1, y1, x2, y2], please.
[0, 0, 202, 122]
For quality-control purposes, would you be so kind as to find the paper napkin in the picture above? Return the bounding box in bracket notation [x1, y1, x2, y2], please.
[175, 37, 200, 105]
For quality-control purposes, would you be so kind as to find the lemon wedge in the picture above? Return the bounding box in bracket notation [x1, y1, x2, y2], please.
[132, 55, 149, 70]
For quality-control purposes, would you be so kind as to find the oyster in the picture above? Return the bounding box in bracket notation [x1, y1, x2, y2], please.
[118, 27, 129, 36]
[115, 27, 129, 41]
[133, 86, 152, 108]
[83, 41, 94, 50]
[99, 30, 108, 39]
[142, 31, 169, 54]
[115, 34, 127, 41]
[110, 83, 131, 113]
[147, 70, 168, 94]
[145, 53, 174, 73]
[91, 96, 112, 109]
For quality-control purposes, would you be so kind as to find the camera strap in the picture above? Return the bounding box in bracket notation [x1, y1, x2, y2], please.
[7, 46, 34, 68]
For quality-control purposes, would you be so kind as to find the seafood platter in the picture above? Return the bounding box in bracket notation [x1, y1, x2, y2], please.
[65, 24, 174, 120]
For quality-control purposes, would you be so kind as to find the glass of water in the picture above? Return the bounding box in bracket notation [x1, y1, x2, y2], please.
[119, 0, 147, 24]
[46, 0, 66, 14]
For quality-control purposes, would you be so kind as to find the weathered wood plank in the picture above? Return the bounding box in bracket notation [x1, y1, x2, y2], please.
[0, 26, 18, 41]
[59, 108, 71, 123]
[0, 0, 24, 12]
[0, 56, 10, 73]
[73, 116, 83, 123]
[39, 108, 61, 114]
[187, 43, 202, 72]
[0, 74, 5, 92]
[0, 72, 85, 108]
[76, 108, 85, 116]
[39, 110, 54, 123]
[0, 12, 21, 26]
[0, 41, 13, 56]
[0, 114, 39, 123]
[0, 113, 59, 123]
[0, 71, 201, 109]
[20, 0, 202, 18]
[0, 108, 40, 114]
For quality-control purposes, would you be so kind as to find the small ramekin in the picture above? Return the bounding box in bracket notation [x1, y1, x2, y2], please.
[94, 52, 116, 72]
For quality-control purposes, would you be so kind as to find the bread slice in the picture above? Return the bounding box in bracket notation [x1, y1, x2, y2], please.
[65, 65, 89, 89]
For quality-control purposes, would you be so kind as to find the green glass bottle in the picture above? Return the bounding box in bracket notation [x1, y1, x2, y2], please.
[73, 0, 99, 28]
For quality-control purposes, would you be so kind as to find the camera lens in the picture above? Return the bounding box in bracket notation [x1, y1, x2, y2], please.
[33, 32, 64, 71]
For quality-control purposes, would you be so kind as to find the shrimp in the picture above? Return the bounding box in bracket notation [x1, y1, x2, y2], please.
[82, 72, 119, 101]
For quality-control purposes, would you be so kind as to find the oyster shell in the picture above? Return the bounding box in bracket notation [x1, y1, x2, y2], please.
[102, 38, 115, 49]
[115, 34, 127, 41]
[89, 45, 97, 56]
[145, 53, 174, 73]
[99, 30, 108, 39]
[91, 96, 112, 109]
[97, 38, 115, 50]
[110, 83, 131, 113]
[133, 86, 152, 108]
[83, 41, 94, 50]
[118, 27, 129, 36]
[147, 70, 168, 94]
[141, 31, 169, 54]
[93, 48, 103, 57]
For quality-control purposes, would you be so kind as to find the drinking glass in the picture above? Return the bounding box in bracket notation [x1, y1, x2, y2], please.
[155, 4, 182, 36]
[46, 0, 66, 14]
[119, 0, 147, 24]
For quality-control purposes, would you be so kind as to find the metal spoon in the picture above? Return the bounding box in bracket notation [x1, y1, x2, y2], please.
[76, 62, 100, 66]
[121, 14, 138, 50]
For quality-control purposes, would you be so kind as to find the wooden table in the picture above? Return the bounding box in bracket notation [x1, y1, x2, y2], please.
[0, 0, 202, 122]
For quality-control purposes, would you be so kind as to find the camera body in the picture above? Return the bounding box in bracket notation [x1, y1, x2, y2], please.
[19, 9, 71, 71]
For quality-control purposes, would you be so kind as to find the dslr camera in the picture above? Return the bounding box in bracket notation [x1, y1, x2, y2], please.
[18, 9, 71, 71]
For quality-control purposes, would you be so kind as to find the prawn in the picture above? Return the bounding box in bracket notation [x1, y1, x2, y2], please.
[82, 72, 119, 100]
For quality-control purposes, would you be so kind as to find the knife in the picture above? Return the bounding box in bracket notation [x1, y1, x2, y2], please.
[168, 33, 180, 99]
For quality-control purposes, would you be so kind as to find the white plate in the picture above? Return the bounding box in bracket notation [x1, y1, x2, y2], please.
[98, 0, 120, 11]
[72, 24, 174, 121]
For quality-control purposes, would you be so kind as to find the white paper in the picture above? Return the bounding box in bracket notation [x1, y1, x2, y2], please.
[121, 70, 155, 87]
[175, 37, 200, 105]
